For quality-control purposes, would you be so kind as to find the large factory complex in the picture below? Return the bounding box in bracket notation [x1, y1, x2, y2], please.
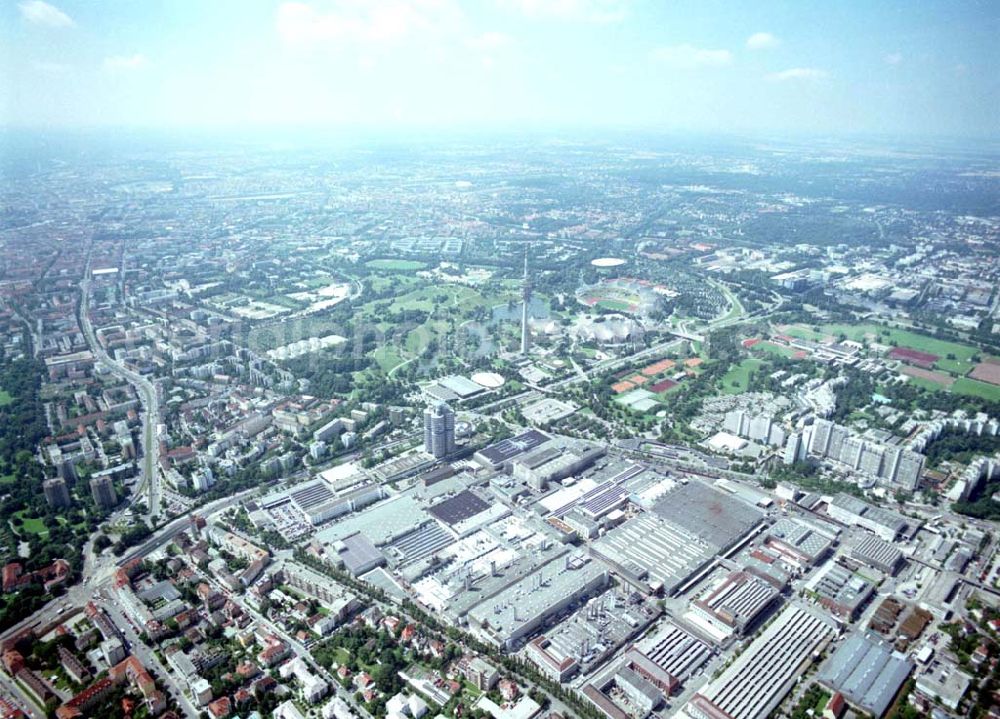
[217, 407, 988, 719]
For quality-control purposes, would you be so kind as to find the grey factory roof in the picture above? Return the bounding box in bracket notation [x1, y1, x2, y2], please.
[360, 567, 409, 602]
[476, 429, 550, 467]
[447, 544, 569, 619]
[615, 666, 663, 705]
[541, 590, 658, 669]
[428, 490, 491, 526]
[765, 517, 836, 562]
[290, 479, 336, 510]
[420, 464, 456, 486]
[816, 633, 914, 717]
[812, 563, 874, 617]
[590, 513, 716, 594]
[695, 570, 780, 630]
[468, 556, 607, 642]
[516, 446, 563, 470]
[696, 606, 836, 719]
[385, 521, 455, 566]
[640, 622, 712, 682]
[851, 533, 904, 572]
[333, 532, 385, 575]
[651, 481, 764, 551]
[830, 494, 908, 534]
[314, 494, 426, 546]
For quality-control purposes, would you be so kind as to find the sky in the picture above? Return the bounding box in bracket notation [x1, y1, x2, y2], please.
[2, 0, 998, 138]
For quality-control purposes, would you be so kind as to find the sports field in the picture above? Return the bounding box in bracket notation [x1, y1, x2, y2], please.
[782, 323, 979, 375]
[753, 341, 800, 359]
[576, 278, 660, 315]
[596, 298, 635, 312]
[900, 366, 954, 388]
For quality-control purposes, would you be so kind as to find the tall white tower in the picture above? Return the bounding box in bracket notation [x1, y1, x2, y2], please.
[521, 246, 531, 355]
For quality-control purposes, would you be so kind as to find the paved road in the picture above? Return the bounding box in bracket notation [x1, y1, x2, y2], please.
[79, 269, 162, 521]
[99, 593, 199, 716]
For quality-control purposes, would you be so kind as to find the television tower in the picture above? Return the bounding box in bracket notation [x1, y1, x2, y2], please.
[520, 245, 531, 355]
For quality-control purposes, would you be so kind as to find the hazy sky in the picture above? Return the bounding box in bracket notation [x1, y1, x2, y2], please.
[3, 0, 998, 138]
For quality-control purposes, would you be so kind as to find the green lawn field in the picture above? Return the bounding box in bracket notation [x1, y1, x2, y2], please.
[372, 346, 406, 373]
[596, 299, 634, 312]
[720, 358, 764, 394]
[13, 511, 49, 537]
[783, 323, 980, 375]
[951, 377, 1000, 402]
[365, 259, 427, 271]
[754, 341, 799, 359]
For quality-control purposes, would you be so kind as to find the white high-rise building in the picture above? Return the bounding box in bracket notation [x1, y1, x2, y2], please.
[895, 450, 924, 491]
[423, 401, 456, 459]
[783, 432, 802, 465]
[809, 419, 833, 456]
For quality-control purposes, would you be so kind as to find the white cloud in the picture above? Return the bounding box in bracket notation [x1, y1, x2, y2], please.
[884, 52, 902, 65]
[276, 0, 462, 46]
[746, 32, 778, 50]
[650, 44, 732, 69]
[767, 67, 827, 81]
[104, 54, 147, 71]
[18, 0, 74, 28]
[497, 0, 627, 23]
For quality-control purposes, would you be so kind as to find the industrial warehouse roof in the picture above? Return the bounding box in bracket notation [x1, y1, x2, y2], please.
[428, 490, 491, 526]
[652, 481, 764, 551]
[314, 494, 426, 546]
[476, 429, 551, 466]
[289, 479, 335, 510]
[333, 532, 385, 576]
[765, 517, 837, 562]
[831, 494, 908, 534]
[694, 606, 836, 719]
[816, 633, 914, 718]
[591, 513, 716, 595]
[468, 556, 607, 643]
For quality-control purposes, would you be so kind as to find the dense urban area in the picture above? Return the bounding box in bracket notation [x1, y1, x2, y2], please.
[0, 134, 999, 719]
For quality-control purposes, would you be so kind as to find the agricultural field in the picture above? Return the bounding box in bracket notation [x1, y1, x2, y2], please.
[0, 388, 11, 406]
